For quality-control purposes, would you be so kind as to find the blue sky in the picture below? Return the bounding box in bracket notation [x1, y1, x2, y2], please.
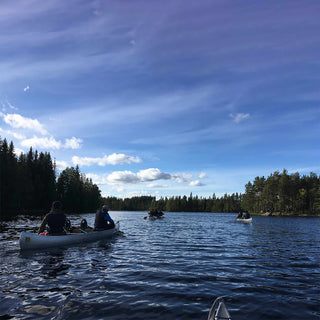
[1, 0, 320, 199]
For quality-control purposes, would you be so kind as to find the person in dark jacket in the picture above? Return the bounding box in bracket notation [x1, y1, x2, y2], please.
[38, 201, 67, 235]
[94, 205, 115, 230]
[243, 211, 251, 219]
[237, 210, 243, 219]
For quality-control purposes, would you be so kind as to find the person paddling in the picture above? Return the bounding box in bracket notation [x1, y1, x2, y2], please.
[94, 205, 115, 230]
[243, 211, 251, 219]
[237, 210, 243, 219]
[38, 201, 67, 235]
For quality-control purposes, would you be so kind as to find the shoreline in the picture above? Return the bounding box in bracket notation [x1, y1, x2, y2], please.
[250, 211, 320, 217]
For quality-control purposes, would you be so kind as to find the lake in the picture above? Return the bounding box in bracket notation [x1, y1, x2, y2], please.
[0, 211, 319, 319]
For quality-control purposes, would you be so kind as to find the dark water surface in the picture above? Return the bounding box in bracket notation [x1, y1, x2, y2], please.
[1, 211, 319, 319]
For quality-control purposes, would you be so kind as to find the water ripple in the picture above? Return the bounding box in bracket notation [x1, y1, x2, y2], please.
[1, 212, 319, 319]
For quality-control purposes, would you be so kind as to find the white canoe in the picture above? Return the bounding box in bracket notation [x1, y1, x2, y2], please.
[19, 222, 120, 250]
[236, 217, 252, 223]
[208, 297, 231, 320]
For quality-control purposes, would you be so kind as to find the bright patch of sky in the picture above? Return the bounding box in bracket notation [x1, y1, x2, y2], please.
[1, 0, 320, 199]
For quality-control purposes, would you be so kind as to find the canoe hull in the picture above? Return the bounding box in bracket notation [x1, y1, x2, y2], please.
[19, 222, 119, 250]
[148, 216, 164, 220]
[208, 297, 231, 320]
[236, 217, 252, 223]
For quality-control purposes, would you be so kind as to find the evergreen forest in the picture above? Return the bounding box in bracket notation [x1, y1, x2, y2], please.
[0, 137, 101, 219]
[1, 136, 320, 218]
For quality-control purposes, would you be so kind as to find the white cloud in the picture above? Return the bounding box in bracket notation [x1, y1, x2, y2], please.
[104, 168, 193, 185]
[11, 131, 26, 140]
[55, 160, 69, 170]
[0, 128, 26, 140]
[198, 172, 206, 179]
[72, 153, 141, 166]
[24, 86, 30, 92]
[21, 136, 61, 149]
[20, 136, 82, 150]
[229, 113, 250, 123]
[107, 171, 140, 184]
[137, 168, 171, 181]
[64, 137, 82, 149]
[86, 173, 109, 185]
[13, 147, 25, 156]
[189, 180, 204, 187]
[107, 153, 141, 165]
[2, 113, 48, 135]
[171, 173, 192, 183]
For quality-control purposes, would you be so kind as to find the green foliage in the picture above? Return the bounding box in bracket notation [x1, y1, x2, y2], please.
[0, 137, 101, 218]
[240, 169, 320, 215]
[101, 196, 156, 211]
[102, 192, 242, 213]
[56, 166, 101, 213]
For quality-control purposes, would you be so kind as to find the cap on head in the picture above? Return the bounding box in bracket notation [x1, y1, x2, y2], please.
[52, 201, 62, 210]
[102, 205, 109, 211]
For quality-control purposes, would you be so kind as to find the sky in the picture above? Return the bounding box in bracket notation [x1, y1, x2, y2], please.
[1, 0, 320, 199]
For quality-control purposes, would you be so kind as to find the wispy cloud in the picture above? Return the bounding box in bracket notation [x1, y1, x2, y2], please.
[72, 153, 141, 166]
[229, 113, 250, 123]
[198, 172, 206, 179]
[147, 183, 167, 188]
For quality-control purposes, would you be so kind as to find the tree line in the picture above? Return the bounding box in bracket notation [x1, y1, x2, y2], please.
[241, 169, 320, 215]
[104, 170, 320, 215]
[0, 137, 101, 219]
[2, 136, 320, 218]
[102, 192, 242, 213]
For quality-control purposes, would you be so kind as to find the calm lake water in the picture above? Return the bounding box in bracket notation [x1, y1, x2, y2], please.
[1, 211, 319, 320]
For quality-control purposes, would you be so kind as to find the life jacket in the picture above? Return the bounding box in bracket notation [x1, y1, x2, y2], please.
[47, 212, 67, 234]
[94, 211, 114, 229]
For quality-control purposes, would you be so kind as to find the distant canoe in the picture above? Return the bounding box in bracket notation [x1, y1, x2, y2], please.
[147, 210, 164, 220]
[236, 217, 252, 223]
[148, 215, 164, 220]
